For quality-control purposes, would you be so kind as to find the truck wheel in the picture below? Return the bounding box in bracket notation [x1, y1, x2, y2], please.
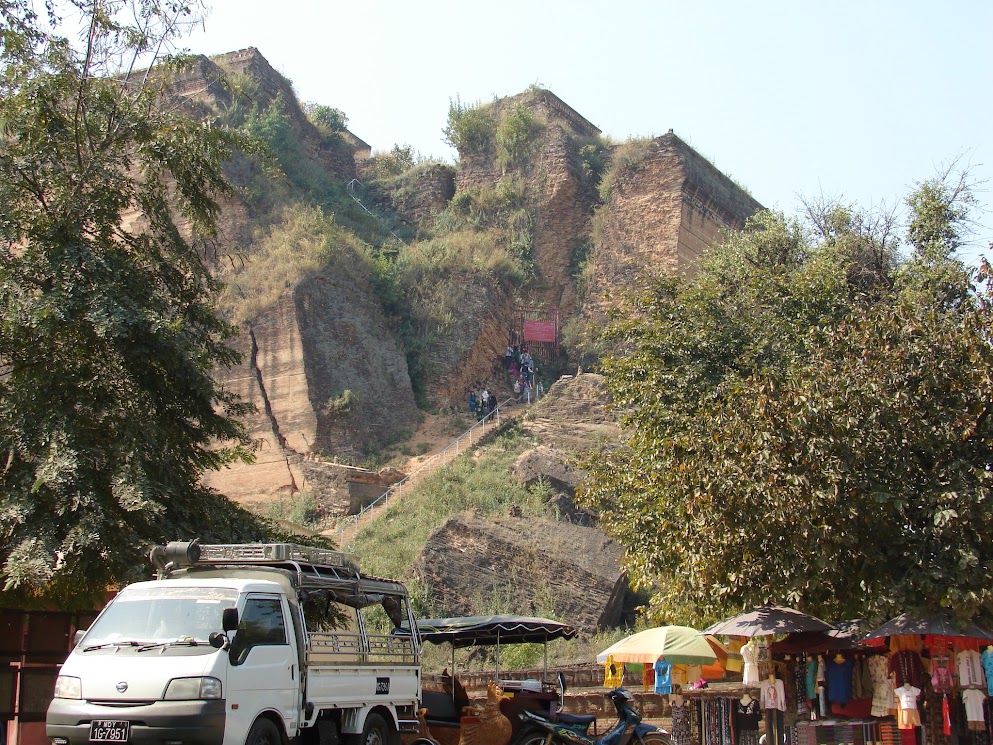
[246, 718, 283, 745]
[355, 713, 396, 745]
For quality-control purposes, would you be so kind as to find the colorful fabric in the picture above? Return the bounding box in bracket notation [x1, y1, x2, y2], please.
[982, 648, 993, 695]
[895, 685, 921, 710]
[869, 655, 896, 717]
[889, 650, 925, 688]
[654, 659, 673, 695]
[890, 635, 923, 653]
[826, 657, 855, 703]
[931, 654, 954, 693]
[671, 700, 691, 745]
[806, 658, 818, 699]
[603, 654, 623, 688]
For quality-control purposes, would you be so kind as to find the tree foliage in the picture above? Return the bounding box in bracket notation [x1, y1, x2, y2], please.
[579, 176, 993, 627]
[0, 0, 272, 607]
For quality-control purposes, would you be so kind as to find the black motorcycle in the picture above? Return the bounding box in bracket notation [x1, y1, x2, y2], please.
[512, 674, 671, 745]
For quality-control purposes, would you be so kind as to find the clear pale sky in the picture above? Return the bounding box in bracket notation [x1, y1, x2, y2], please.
[185, 0, 992, 265]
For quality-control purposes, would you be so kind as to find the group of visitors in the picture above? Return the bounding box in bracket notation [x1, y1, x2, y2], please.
[467, 387, 498, 421]
[505, 344, 541, 399]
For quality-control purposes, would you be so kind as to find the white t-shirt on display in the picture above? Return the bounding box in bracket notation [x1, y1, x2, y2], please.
[962, 689, 987, 722]
[894, 685, 921, 710]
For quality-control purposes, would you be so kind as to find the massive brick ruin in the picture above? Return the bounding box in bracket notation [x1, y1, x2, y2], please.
[188, 49, 760, 515]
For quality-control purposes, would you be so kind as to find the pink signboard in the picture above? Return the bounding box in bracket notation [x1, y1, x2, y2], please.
[523, 320, 556, 343]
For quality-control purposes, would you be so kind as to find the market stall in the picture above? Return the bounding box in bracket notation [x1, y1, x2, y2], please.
[701, 605, 838, 745]
[861, 613, 993, 745]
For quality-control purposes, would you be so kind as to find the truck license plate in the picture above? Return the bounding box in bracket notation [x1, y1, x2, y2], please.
[89, 720, 130, 742]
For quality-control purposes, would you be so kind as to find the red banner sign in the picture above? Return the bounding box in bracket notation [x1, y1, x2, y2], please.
[523, 320, 556, 343]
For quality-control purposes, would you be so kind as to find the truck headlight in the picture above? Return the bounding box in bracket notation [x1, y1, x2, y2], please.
[54, 676, 82, 699]
[163, 676, 222, 700]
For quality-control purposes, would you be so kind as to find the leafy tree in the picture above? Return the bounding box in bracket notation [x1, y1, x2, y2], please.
[579, 177, 993, 627]
[304, 102, 348, 134]
[0, 0, 271, 607]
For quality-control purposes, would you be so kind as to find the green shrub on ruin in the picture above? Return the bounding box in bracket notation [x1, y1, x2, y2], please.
[597, 137, 653, 202]
[443, 96, 496, 154]
[496, 103, 544, 172]
[219, 204, 372, 323]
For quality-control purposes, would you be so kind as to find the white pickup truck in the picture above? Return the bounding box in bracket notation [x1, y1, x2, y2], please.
[46, 542, 423, 745]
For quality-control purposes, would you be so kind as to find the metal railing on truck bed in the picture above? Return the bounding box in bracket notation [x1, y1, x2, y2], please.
[306, 631, 417, 665]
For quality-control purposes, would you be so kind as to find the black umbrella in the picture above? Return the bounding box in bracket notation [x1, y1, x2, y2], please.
[701, 603, 836, 637]
[770, 621, 870, 655]
[863, 612, 993, 641]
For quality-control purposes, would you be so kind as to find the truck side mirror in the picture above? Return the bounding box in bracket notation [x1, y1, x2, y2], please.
[72, 630, 86, 646]
[209, 632, 228, 650]
[222, 607, 239, 632]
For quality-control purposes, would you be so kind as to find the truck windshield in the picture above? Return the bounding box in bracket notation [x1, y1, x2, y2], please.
[83, 586, 238, 646]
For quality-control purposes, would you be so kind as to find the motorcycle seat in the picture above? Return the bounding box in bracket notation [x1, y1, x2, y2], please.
[553, 713, 597, 726]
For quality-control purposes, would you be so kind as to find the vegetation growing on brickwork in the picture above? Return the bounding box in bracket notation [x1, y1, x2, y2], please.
[444, 95, 497, 154]
[218, 204, 373, 323]
[570, 134, 612, 194]
[324, 390, 358, 418]
[370, 228, 523, 405]
[368, 144, 418, 180]
[303, 102, 348, 134]
[233, 93, 386, 241]
[496, 103, 545, 172]
[597, 137, 653, 202]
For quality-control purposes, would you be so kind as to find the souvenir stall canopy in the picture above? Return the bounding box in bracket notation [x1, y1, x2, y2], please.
[771, 621, 871, 655]
[864, 614, 993, 643]
[702, 604, 836, 637]
[597, 625, 727, 700]
[597, 626, 726, 665]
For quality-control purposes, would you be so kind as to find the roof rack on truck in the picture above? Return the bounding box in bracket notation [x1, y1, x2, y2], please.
[149, 540, 407, 596]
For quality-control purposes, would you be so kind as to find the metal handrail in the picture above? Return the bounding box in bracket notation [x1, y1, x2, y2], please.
[334, 396, 518, 546]
[346, 178, 405, 244]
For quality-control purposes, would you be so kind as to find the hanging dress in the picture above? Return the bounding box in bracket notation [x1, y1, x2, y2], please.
[742, 642, 760, 686]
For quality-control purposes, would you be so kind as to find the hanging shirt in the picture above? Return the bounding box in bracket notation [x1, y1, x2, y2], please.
[827, 658, 855, 703]
[643, 663, 655, 693]
[604, 654, 623, 688]
[805, 658, 818, 699]
[958, 649, 987, 688]
[734, 698, 761, 732]
[981, 648, 993, 696]
[895, 685, 921, 710]
[889, 650, 925, 688]
[962, 689, 987, 722]
[869, 654, 897, 717]
[931, 654, 954, 693]
[655, 659, 673, 695]
[760, 678, 787, 711]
